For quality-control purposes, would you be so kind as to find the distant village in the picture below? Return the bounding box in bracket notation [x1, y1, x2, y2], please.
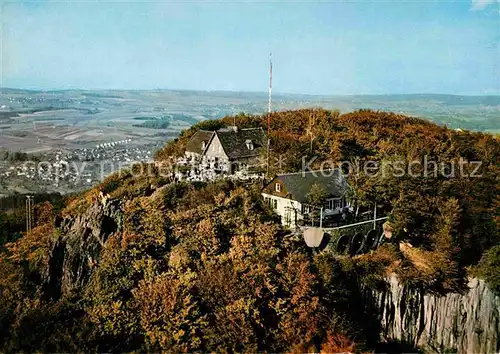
[0, 141, 159, 195]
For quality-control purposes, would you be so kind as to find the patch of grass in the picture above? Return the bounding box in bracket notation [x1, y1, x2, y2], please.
[133, 120, 170, 129]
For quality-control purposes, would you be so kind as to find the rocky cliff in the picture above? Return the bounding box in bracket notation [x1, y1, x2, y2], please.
[42, 199, 124, 299]
[365, 275, 500, 353]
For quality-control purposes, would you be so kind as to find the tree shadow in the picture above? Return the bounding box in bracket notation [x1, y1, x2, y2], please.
[373, 339, 423, 353]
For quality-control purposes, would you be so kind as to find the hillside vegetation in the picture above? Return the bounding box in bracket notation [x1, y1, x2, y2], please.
[1, 176, 383, 352]
[158, 108, 500, 291]
[0, 109, 498, 351]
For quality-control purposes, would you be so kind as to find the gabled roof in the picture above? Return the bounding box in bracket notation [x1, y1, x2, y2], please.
[215, 128, 266, 160]
[185, 130, 214, 154]
[270, 169, 347, 203]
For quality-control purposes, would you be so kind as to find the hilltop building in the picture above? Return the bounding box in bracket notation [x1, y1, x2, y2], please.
[261, 169, 350, 228]
[185, 130, 214, 159]
[185, 126, 266, 173]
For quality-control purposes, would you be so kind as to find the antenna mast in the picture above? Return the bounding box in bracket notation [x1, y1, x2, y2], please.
[268, 53, 272, 114]
[266, 53, 272, 177]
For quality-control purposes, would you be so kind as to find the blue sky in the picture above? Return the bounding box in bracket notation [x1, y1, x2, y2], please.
[1, 0, 499, 95]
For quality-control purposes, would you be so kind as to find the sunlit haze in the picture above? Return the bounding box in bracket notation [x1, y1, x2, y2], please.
[2, 0, 499, 94]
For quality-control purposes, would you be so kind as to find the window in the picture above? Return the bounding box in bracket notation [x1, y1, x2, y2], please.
[212, 143, 216, 152]
[246, 139, 254, 150]
[301, 204, 311, 214]
[326, 198, 342, 210]
[284, 208, 292, 225]
[264, 196, 277, 209]
[275, 183, 281, 192]
[218, 145, 222, 153]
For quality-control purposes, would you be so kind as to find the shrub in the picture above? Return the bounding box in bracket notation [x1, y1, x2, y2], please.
[475, 245, 500, 295]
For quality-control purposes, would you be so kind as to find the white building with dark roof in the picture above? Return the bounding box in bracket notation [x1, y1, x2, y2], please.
[185, 130, 215, 159]
[185, 126, 266, 173]
[261, 169, 350, 228]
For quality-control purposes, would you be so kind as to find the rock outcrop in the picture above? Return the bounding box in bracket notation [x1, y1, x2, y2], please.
[365, 275, 500, 353]
[43, 199, 123, 299]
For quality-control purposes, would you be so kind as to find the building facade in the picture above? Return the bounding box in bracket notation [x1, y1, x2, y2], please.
[261, 169, 350, 228]
[184, 130, 214, 160]
[186, 126, 266, 173]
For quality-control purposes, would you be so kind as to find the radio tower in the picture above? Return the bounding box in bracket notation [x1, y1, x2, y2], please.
[266, 53, 272, 177]
[268, 52, 272, 114]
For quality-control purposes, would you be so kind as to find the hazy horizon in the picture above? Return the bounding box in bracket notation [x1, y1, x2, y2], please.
[2, 87, 500, 98]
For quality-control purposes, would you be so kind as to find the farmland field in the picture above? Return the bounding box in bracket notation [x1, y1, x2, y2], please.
[0, 89, 498, 153]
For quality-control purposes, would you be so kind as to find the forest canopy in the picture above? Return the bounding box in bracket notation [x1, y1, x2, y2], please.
[0, 109, 498, 352]
[157, 108, 499, 279]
